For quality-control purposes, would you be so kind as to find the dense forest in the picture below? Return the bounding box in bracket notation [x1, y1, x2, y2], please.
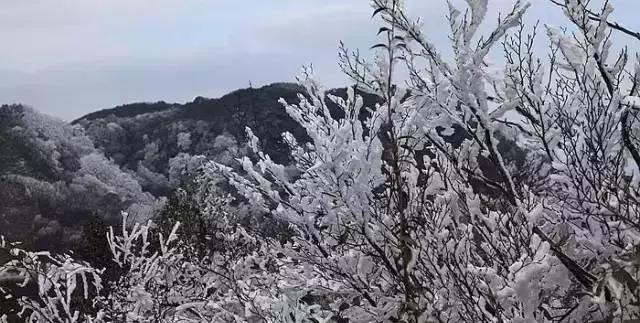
[2, 0, 640, 322]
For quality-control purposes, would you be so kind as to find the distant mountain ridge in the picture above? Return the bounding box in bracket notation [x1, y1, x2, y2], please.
[74, 83, 307, 172]
[72, 83, 383, 193]
[73, 82, 304, 123]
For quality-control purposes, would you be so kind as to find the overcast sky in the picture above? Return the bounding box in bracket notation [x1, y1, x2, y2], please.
[0, 0, 638, 120]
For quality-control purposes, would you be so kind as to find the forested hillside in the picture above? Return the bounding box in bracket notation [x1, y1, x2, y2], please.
[0, 105, 161, 251]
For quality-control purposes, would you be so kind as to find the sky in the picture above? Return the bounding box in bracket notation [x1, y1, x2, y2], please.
[0, 0, 638, 120]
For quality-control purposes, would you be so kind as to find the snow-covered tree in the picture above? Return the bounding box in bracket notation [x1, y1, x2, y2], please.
[210, 0, 640, 321]
[0, 235, 104, 323]
[177, 132, 193, 151]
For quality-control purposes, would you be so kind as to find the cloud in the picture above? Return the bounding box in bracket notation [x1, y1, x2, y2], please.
[254, 3, 373, 50]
